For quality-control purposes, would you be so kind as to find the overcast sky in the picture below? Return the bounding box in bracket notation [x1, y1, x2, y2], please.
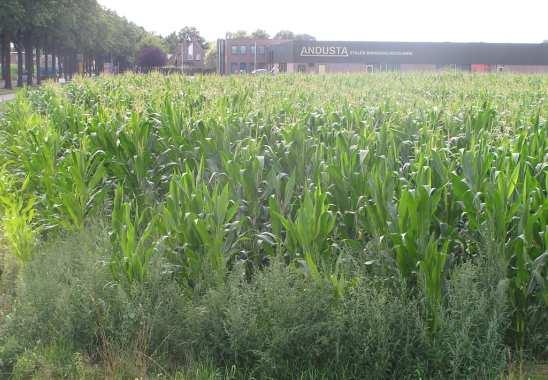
[97, 0, 548, 43]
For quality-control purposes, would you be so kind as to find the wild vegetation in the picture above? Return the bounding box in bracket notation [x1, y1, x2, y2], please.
[0, 73, 546, 378]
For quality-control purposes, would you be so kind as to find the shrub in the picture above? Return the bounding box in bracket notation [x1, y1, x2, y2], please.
[184, 259, 509, 379]
[338, 278, 428, 378]
[0, 224, 188, 377]
[428, 260, 508, 379]
[0, 239, 511, 379]
[11, 342, 98, 380]
[137, 46, 167, 71]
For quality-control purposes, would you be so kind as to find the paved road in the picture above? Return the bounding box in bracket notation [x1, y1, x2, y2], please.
[0, 93, 16, 103]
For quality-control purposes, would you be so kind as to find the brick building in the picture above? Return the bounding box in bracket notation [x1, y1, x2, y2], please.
[217, 38, 289, 74]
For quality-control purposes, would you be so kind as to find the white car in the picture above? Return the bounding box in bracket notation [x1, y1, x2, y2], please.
[251, 69, 268, 75]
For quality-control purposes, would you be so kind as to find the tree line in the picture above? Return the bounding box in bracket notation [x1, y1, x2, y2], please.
[225, 29, 316, 41]
[0, 0, 160, 89]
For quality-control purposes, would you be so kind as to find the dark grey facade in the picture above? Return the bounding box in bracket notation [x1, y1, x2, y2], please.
[272, 41, 548, 66]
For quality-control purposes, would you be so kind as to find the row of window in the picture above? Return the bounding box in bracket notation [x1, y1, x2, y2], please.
[230, 62, 266, 73]
[230, 45, 266, 55]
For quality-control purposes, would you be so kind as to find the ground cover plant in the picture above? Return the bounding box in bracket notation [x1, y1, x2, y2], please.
[0, 72, 546, 379]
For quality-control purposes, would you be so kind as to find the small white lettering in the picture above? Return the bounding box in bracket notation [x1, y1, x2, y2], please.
[365, 51, 413, 56]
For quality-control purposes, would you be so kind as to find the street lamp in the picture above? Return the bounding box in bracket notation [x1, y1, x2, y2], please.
[181, 40, 184, 74]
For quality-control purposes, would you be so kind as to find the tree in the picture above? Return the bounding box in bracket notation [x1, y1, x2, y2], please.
[138, 33, 167, 52]
[0, 0, 174, 86]
[295, 33, 316, 41]
[163, 26, 208, 59]
[0, 0, 24, 89]
[204, 42, 217, 71]
[20, 0, 60, 85]
[274, 31, 316, 41]
[274, 30, 295, 40]
[226, 30, 249, 39]
[251, 29, 270, 39]
[177, 26, 207, 49]
[164, 32, 179, 55]
[137, 46, 166, 71]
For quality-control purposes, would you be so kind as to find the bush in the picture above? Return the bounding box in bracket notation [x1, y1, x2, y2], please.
[223, 262, 340, 376]
[429, 261, 508, 379]
[0, 224, 188, 378]
[185, 259, 508, 379]
[11, 342, 98, 380]
[137, 46, 167, 71]
[0, 228, 510, 378]
[338, 279, 428, 378]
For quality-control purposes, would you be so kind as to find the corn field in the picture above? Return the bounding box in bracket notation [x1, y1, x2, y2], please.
[0, 73, 546, 353]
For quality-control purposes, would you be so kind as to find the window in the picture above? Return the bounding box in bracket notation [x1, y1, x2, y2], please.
[239, 46, 247, 55]
[231, 63, 238, 73]
[456, 64, 471, 71]
[240, 62, 247, 73]
[250, 46, 265, 55]
[231, 46, 238, 55]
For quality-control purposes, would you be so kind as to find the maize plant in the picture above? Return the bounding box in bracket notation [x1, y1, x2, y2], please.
[56, 148, 107, 230]
[0, 175, 38, 263]
[161, 166, 240, 289]
[111, 186, 159, 283]
[270, 186, 336, 277]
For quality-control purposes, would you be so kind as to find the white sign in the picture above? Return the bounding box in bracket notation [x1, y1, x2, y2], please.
[300, 46, 349, 57]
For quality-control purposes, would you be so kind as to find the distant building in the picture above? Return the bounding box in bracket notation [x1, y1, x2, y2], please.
[217, 38, 289, 74]
[178, 40, 205, 72]
[217, 39, 548, 74]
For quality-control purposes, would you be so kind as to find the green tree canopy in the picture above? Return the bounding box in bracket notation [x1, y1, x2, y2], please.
[251, 29, 270, 39]
[177, 26, 208, 48]
[274, 31, 316, 40]
[226, 30, 250, 39]
[274, 30, 295, 39]
[0, 0, 165, 88]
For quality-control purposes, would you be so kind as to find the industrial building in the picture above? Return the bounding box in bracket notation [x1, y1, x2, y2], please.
[217, 39, 548, 74]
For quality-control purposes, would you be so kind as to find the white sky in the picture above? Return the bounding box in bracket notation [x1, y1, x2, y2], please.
[98, 0, 548, 43]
